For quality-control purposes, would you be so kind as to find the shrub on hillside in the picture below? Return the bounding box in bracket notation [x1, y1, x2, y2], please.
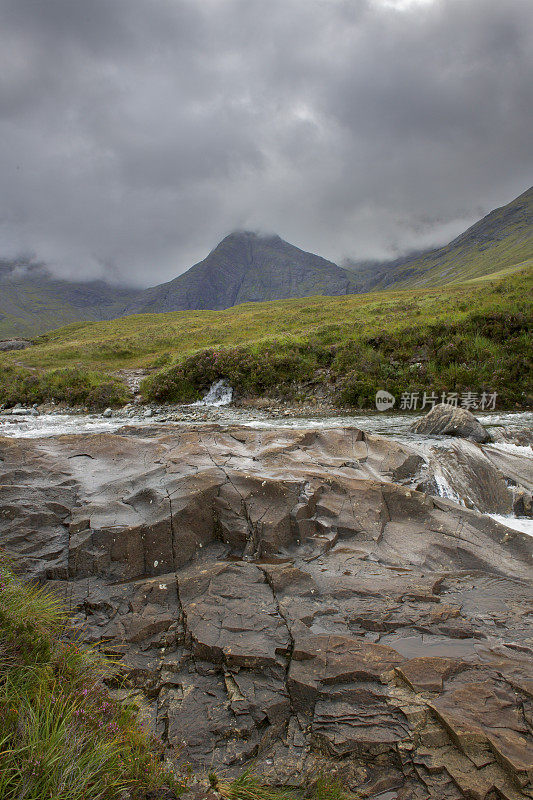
[141, 311, 531, 409]
[142, 343, 320, 402]
[0, 366, 130, 409]
[84, 380, 130, 410]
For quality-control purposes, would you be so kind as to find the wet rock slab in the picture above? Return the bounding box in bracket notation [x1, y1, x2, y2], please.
[1, 424, 532, 798]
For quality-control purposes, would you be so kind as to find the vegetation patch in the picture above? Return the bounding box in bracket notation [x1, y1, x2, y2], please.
[0, 366, 130, 409]
[213, 771, 353, 800]
[142, 310, 531, 409]
[0, 559, 182, 799]
[1, 267, 532, 410]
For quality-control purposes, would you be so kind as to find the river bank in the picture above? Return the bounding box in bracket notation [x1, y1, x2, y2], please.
[2, 396, 532, 434]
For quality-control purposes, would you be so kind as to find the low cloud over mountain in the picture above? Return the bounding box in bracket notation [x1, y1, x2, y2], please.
[1, 0, 532, 283]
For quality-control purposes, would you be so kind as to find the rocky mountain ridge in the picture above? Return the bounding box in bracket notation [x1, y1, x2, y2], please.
[1, 186, 531, 337]
[122, 231, 358, 315]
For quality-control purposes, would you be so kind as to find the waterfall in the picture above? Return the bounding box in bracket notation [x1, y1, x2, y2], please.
[194, 379, 233, 407]
[406, 437, 533, 535]
[432, 468, 464, 505]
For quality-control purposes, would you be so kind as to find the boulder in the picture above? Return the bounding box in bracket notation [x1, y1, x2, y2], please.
[0, 338, 31, 351]
[410, 403, 491, 443]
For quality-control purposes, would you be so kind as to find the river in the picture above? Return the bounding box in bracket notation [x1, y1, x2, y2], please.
[1, 404, 531, 536]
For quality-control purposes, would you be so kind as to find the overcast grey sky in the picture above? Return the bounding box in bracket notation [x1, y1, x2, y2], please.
[1, 0, 532, 285]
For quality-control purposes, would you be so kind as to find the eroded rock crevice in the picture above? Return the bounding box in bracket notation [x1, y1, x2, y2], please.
[1, 424, 532, 798]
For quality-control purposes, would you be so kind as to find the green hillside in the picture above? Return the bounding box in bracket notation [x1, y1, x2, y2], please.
[2, 264, 531, 409]
[348, 186, 533, 291]
[0, 264, 139, 339]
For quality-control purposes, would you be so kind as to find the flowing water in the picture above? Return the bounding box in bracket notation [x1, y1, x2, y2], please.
[1, 393, 531, 536]
[193, 378, 233, 406]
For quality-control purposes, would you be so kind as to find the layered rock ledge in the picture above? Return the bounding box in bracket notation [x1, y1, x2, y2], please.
[1, 424, 532, 799]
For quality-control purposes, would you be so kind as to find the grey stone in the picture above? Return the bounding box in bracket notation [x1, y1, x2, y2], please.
[0, 339, 31, 351]
[410, 403, 491, 443]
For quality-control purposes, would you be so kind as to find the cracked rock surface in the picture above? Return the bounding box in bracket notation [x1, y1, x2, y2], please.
[1, 424, 532, 799]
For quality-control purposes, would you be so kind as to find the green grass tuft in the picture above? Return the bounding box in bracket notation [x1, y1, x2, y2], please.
[216, 771, 297, 800]
[0, 558, 184, 800]
[213, 770, 354, 800]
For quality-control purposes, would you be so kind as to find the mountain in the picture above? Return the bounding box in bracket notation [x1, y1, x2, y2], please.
[123, 231, 357, 315]
[0, 233, 357, 337]
[0, 261, 140, 338]
[0, 187, 531, 338]
[347, 186, 533, 292]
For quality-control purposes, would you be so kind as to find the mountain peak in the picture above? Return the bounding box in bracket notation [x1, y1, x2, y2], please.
[123, 231, 354, 314]
[216, 230, 283, 247]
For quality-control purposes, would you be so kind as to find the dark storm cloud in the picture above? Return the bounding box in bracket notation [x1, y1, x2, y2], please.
[0, 0, 531, 283]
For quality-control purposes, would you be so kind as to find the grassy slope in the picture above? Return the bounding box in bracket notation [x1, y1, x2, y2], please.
[4, 264, 531, 373]
[348, 186, 533, 290]
[0, 277, 139, 339]
[1, 264, 531, 409]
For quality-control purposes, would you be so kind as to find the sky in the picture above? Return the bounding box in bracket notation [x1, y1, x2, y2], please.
[0, 0, 532, 285]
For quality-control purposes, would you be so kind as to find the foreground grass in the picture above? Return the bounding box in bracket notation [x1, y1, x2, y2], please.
[1, 266, 531, 409]
[0, 560, 182, 800]
[215, 772, 353, 800]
